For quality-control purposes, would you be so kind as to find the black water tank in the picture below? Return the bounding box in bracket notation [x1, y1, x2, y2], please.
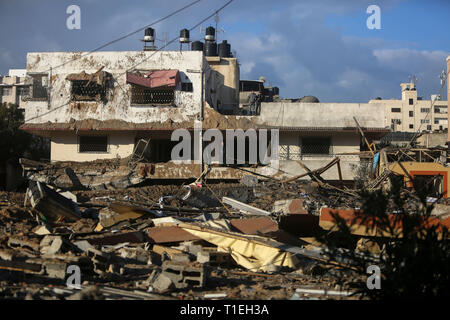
[205, 41, 217, 56]
[218, 40, 231, 57]
[191, 41, 204, 52]
[180, 29, 190, 43]
[205, 26, 215, 41]
[144, 28, 155, 39]
[272, 87, 279, 96]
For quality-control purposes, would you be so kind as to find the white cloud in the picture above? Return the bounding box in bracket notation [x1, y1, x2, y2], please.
[0, 49, 14, 66]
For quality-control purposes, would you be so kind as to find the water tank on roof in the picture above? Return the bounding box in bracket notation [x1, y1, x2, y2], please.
[205, 41, 217, 56]
[144, 28, 155, 42]
[180, 29, 190, 43]
[218, 40, 231, 57]
[205, 26, 215, 41]
[300, 96, 320, 103]
[272, 87, 279, 96]
[191, 41, 204, 52]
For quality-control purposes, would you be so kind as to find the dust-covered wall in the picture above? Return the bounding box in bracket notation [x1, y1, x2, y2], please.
[50, 131, 135, 162]
[24, 51, 212, 125]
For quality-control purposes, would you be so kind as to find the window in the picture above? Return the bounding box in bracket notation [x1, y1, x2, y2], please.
[421, 108, 430, 113]
[409, 111, 413, 117]
[18, 87, 30, 97]
[421, 119, 430, 124]
[67, 70, 111, 101]
[301, 137, 331, 155]
[127, 70, 178, 105]
[131, 86, 175, 105]
[181, 82, 193, 92]
[79, 136, 108, 153]
[409, 98, 414, 105]
[391, 108, 401, 113]
[391, 119, 401, 124]
[70, 80, 106, 101]
[427, 125, 431, 131]
[409, 124, 414, 129]
[240, 80, 264, 92]
[1, 87, 12, 96]
[28, 74, 48, 99]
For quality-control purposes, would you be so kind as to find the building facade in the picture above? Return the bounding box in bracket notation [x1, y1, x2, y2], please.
[0, 69, 30, 109]
[369, 82, 448, 133]
[20, 44, 388, 182]
[448, 56, 450, 144]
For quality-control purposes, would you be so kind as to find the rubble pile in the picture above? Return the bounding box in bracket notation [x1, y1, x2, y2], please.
[1, 160, 449, 300]
[0, 178, 371, 300]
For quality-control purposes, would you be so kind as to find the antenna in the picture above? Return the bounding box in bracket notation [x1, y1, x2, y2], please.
[439, 68, 446, 100]
[215, 12, 219, 40]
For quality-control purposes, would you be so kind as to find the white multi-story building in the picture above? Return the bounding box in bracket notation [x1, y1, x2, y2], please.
[369, 82, 448, 133]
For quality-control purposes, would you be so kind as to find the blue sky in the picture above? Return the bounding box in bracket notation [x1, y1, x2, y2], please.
[0, 0, 448, 102]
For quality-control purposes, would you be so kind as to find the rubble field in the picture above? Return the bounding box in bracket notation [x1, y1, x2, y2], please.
[0, 179, 372, 301]
[1, 171, 448, 300]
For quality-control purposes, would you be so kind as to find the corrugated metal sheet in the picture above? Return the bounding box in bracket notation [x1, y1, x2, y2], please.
[126, 70, 180, 89]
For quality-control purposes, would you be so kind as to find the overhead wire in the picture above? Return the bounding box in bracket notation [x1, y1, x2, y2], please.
[10, 0, 204, 87]
[23, 0, 236, 123]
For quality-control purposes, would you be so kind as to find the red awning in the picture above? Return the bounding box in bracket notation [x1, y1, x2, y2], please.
[126, 69, 180, 89]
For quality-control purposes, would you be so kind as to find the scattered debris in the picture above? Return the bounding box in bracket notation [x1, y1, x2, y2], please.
[2, 147, 449, 300]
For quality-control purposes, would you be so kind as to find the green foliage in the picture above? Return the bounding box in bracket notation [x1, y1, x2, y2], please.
[0, 102, 32, 162]
[317, 174, 450, 299]
[0, 102, 49, 162]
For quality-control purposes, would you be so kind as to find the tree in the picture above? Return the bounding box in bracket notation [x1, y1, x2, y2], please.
[316, 174, 450, 299]
[0, 102, 49, 163]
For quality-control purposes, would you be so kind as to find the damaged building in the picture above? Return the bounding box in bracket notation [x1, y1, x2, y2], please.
[19, 27, 389, 188]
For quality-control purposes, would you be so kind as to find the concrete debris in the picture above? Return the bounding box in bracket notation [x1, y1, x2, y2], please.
[222, 196, 271, 216]
[33, 225, 52, 235]
[25, 180, 81, 223]
[151, 272, 175, 293]
[1, 154, 449, 300]
[204, 292, 227, 299]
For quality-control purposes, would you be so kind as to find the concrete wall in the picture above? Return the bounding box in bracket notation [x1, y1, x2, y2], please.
[276, 131, 360, 180]
[50, 131, 135, 162]
[416, 132, 447, 148]
[255, 102, 387, 129]
[24, 51, 210, 125]
[0, 75, 29, 109]
[206, 57, 239, 112]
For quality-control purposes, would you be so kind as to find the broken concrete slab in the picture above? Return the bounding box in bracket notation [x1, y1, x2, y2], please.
[273, 199, 308, 215]
[8, 236, 40, 252]
[26, 180, 81, 223]
[161, 261, 207, 289]
[222, 197, 271, 216]
[73, 240, 95, 253]
[33, 225, 52, 235]
[151, 272, 175, 293]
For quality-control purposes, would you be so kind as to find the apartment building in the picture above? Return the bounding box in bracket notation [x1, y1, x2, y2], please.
[369, 82, 448, 133]
[0, 69, 31, 109]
